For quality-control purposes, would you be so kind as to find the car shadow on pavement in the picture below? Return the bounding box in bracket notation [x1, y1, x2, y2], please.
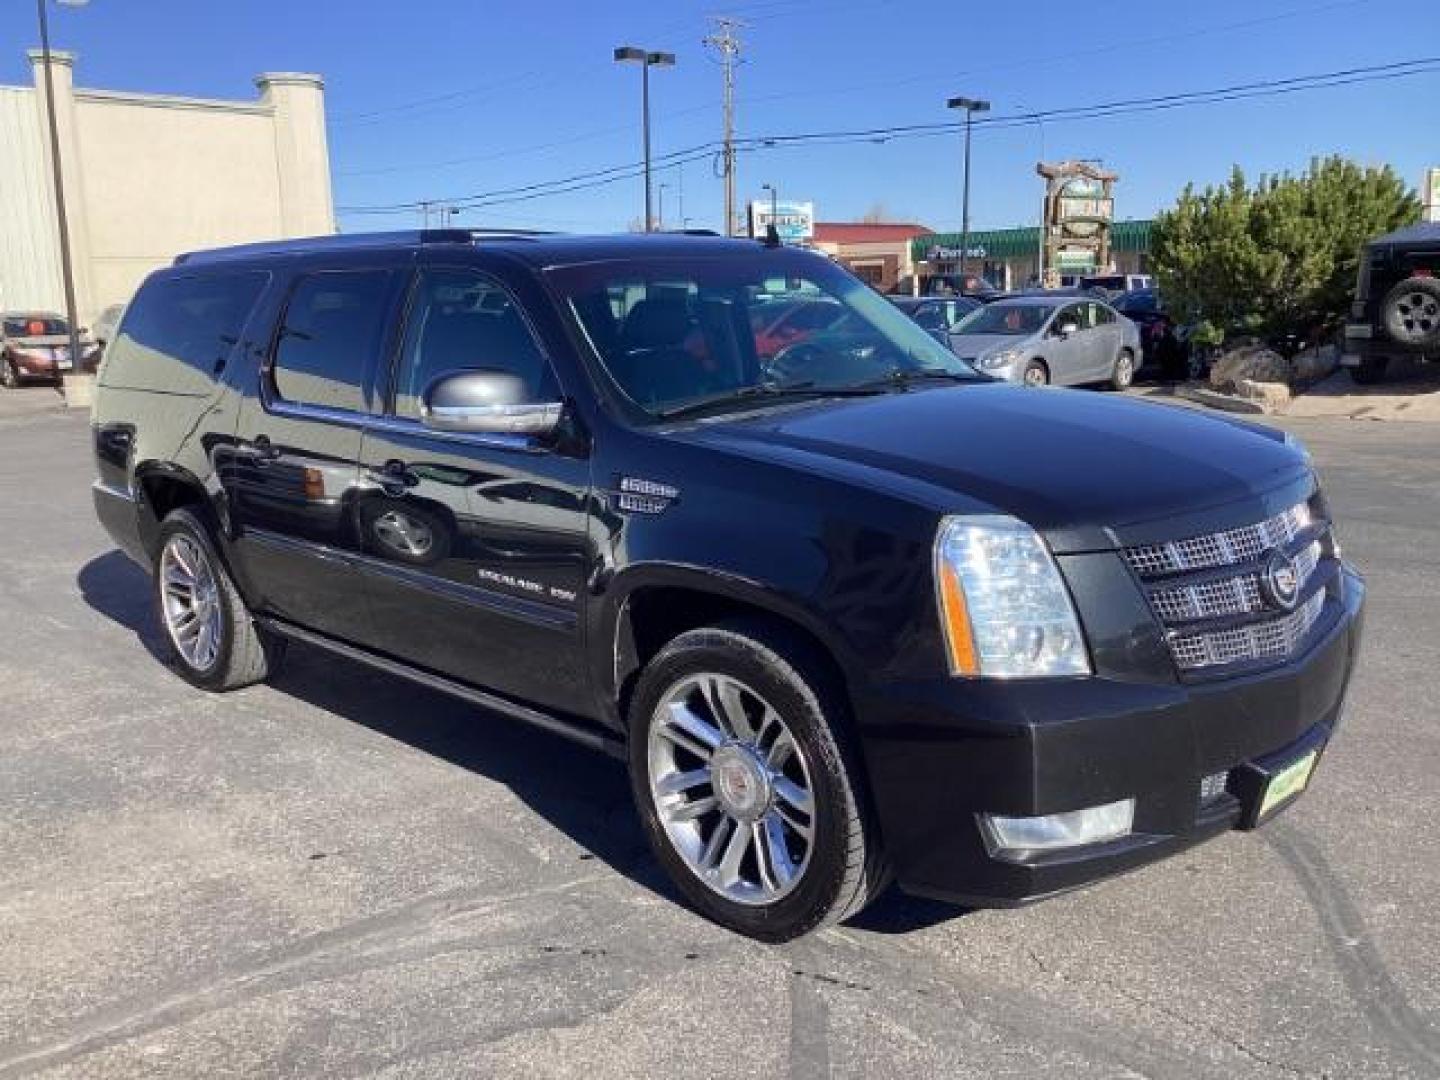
[76, 548, 966, 936]
[77, 550, 170, 662]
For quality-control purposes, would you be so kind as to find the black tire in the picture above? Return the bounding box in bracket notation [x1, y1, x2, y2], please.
[1382, 277, 1440, 350]
[0, 358, 18, 389]
[1348, 356, 1389, 386]
[1022, 359, 1049, 387]
[627, 620, 888, 941]
[152, 508, 281, 691]
[1110, 348, 1136, 390]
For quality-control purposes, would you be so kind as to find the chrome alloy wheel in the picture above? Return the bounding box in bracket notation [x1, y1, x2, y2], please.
[373, 509, 434, 557]
[647, 673, 816, 905]
[159, 534, 223, 672]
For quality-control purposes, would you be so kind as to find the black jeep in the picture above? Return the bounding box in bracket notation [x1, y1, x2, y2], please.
[91, 229, 1364, 941]
[1342, 221, 1440, 384]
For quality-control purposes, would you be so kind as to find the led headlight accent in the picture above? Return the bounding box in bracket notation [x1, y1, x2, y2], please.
[983, 798, 1135, 856]
[934, 515, 1091, 678]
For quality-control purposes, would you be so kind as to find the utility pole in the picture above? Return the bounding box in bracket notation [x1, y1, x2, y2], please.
[704, 16, 742, 236]
[36, 0, 85, 404]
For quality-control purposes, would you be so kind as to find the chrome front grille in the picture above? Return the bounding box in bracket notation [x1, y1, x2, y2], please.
[1149, 541, 1321, 622]
[1125, 499, 1333, 673]
[1169, 591, 1326, 670]
[1125, 502, 1312, 577]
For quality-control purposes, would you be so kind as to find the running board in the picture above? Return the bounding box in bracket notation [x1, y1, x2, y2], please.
[257, 617, 625, 759]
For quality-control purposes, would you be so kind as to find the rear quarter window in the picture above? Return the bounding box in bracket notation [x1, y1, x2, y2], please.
[100, 271, 269, 395]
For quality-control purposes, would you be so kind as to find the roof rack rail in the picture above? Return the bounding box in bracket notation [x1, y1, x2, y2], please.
[174, 227, 557, 266]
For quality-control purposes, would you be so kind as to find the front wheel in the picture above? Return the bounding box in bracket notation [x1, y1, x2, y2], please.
[1110, 348, 1136, 390]
[628, 622, 887, 941]
[1022, 359, 1050, 387]
[0, 359, 18, 389]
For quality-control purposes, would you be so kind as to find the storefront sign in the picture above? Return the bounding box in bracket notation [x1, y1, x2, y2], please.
[927, 244, 987, 261]
[749, 200, 815, 242]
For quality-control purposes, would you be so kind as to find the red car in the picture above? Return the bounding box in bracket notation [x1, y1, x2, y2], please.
[0, 312, 101, 387]
[749, 298, 849, 359]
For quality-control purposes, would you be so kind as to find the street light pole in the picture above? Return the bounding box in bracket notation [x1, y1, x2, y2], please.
[614, 46, 675, 232]
[947, 95, 990, 283]
[36, 0, 86, 401]
[762, 182, 778, 222]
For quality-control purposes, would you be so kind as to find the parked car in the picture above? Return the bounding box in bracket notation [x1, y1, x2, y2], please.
[749, 296, 848, 358]
[1112, 288, 1189, 380]
[92, 229, 1363, 941]
[1341, 221, 1440, 384]
[0, 311, 101, 387]
[1081, 273, 1153, 297]
[91, 303, 126, 355]
[888, 295, 981, 340]
[947, 295, 1143, 388]
[920, 272, 1005, 302]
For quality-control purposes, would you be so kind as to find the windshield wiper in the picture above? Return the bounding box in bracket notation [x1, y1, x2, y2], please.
[653, 381, 883, 420]
[847, 368, 981, 392]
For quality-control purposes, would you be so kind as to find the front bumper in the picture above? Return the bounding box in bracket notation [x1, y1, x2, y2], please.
[855, 566, 1365, 906]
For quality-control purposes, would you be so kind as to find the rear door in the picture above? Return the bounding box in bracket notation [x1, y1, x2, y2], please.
[225, 259, 410, 639]
[350, 259, 593, 715]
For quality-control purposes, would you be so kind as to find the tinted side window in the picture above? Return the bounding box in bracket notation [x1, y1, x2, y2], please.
[1093, 303, 1115, 325]
[100, 271, 268, 394]
[391, 269, 553, 419]
[273, 270, 393, 413]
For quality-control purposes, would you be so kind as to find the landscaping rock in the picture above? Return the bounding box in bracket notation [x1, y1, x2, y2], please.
[1234, 378, 1293, 411]
[1292, 344, 1340, 384]
[1209, 343, 1291, 392]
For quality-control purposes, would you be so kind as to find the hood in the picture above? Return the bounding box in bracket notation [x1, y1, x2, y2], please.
[946, 332, 1031, 359]
[675, 384, 1310, 552]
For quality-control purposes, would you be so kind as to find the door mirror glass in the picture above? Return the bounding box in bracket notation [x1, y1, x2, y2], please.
[420, 369, 562, 436]
[1055, 321, 1079, 338]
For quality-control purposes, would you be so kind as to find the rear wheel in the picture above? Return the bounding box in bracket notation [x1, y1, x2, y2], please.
[153, 508, 281, 691]
[1110, 348, 1136, 390]
[1348, 356, 1389, 386]
[1022, 359, 1049, 387]
[628, 621, 887, 941]
[0, 358, 18, 389]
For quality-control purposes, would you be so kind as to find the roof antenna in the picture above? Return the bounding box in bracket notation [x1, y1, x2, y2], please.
[763, 222, 781, 248]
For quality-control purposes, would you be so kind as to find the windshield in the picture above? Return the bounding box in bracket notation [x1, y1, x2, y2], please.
[549, 253, 980, 417]
[3, 316, 68, 337]
[952, 303, 1052, 336]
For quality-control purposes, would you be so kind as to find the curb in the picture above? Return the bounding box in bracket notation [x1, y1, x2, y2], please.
[1175, 386, 1269, 415]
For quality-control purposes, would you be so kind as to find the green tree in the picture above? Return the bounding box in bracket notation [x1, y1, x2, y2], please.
[1151, 156, 1420, 345]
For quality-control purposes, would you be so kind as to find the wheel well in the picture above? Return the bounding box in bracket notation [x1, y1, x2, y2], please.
[137, 472, 206, 553]
[617, 586, 851, 726]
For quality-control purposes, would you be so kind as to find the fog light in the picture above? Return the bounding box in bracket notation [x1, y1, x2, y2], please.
[982, 798, 1135, 857]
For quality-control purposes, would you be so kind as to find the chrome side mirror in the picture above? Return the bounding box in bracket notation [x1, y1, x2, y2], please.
[419, 369, 562, 437]
[1055, 321, 1079, 338]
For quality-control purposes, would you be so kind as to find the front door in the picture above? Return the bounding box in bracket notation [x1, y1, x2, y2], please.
[1044, 303, 1087, 385]
[352, 263, 593, 715]
[226, 261, 409, 639]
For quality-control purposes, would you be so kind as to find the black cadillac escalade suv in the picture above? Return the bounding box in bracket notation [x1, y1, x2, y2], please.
[92, 230, 1365, 941]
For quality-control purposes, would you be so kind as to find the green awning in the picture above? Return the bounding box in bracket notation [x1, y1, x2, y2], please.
[913, 219, 1153, 262]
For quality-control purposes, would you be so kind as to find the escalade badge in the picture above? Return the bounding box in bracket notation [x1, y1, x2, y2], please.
[1260, 549, 1301, 611]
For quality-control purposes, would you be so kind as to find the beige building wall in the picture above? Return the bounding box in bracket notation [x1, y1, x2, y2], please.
[2, 52, 334, 324]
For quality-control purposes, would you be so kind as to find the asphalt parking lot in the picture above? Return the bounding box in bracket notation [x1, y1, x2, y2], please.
[1, 387, 1438, 1078]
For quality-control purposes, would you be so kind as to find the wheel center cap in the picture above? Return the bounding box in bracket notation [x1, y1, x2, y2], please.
[710, 743, 771, 821]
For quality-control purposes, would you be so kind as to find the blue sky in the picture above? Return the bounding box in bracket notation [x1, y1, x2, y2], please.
[3, 0, 1432, 236]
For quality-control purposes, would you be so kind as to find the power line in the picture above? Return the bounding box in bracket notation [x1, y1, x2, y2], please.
[336, 55, 1439, 216]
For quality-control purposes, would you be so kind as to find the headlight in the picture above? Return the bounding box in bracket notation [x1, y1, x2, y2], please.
[933, 514, 1091, 678]
[979, 347, 1022, 370]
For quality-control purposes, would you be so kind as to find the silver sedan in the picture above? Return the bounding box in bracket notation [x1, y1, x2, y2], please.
[946, 295, 1143, 389]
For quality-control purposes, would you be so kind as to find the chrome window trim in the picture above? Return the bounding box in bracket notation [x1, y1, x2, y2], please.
[260, 395, 540, 453]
